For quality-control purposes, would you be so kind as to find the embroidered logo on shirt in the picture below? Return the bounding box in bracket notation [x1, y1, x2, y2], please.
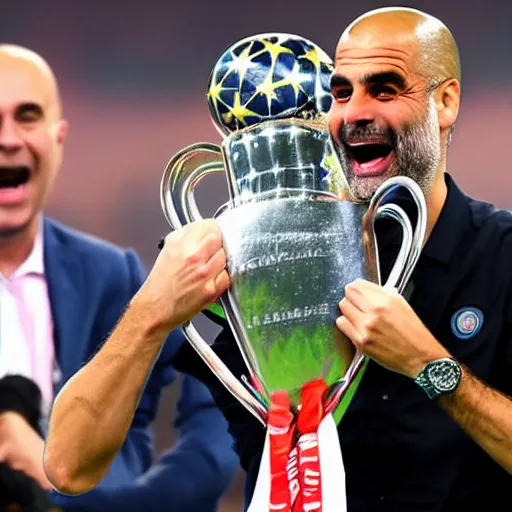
[451, 307, 483, 339]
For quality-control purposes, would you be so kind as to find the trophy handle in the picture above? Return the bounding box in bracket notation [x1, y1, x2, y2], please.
[160, 143, 269, 425]
[368, 175, 428, 293]
[160, 142, 225, 229]
[324, 176, 427, 415]
[375, 203, 414, 291]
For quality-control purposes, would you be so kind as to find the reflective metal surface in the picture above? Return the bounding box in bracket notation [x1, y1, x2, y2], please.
[216, 197, 369, 408]
[223, 118, 350, 200]
[161, 116, 427, 422]
[160, 32, 428, 424]
[160, 142, 225, 228]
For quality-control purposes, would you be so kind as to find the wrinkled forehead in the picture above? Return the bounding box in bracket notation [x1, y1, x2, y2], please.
[334, 31, 423, 83]
[0, 55, 59, 116]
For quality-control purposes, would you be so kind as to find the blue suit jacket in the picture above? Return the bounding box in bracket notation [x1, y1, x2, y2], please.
[42, 217, 238, 511]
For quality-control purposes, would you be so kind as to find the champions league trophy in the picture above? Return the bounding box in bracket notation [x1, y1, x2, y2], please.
[160, 33, 427, 511]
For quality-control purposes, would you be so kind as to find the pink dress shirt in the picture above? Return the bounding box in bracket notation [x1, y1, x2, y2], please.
[0, 225, 55, 414]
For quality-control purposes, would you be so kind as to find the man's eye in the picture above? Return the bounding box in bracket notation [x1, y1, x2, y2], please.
[16, 105, 44, 123]
[372, 85, 397, 99]
[333, 89, 352, 102]
[18, 112, 40, 122]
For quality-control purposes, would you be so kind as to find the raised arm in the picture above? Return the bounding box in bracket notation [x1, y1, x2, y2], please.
[44, 220, 230, 494]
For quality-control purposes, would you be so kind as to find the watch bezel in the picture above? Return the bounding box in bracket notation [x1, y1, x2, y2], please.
[425, 357, 462, 393]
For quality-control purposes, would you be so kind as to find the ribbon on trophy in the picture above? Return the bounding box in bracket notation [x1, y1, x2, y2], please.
[249, 380, 346, 512]
[159, 33, 428, 512]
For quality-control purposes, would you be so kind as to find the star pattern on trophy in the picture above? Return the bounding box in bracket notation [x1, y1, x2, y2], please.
[207, 33, 334, 135]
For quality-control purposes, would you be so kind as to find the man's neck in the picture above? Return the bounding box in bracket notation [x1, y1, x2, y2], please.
[0, 217, 40, 278]
[424, 170, 448, 243]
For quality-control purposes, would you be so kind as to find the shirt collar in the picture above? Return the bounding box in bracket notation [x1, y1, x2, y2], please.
[421, 173, 474, 265]
[12, 218, 45, 278]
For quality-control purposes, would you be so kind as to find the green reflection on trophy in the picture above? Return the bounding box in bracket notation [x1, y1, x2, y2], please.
[160, 33, 427, 425]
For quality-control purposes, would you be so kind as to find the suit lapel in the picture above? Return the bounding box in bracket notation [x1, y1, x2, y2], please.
[44, 218, 86, 384]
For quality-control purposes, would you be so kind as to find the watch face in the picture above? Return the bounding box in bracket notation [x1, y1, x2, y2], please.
[427, 359, 461, 392]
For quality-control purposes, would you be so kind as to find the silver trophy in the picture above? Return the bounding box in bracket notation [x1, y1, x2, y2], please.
[160, 34, 427, 425]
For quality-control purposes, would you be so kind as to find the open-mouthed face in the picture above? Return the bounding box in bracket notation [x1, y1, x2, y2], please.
[0, 53, 67, 238]
[328, 32, 441, 200]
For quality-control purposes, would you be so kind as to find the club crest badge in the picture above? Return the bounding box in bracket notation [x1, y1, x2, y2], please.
[451, 307, 483, 339]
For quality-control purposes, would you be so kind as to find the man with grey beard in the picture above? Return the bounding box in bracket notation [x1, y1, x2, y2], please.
[178, 7, 512, 510]
[333, 96, 441, 200]
[44, 6, 512, 512]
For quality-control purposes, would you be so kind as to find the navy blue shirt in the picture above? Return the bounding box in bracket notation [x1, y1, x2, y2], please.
[175, 173, 512, 511]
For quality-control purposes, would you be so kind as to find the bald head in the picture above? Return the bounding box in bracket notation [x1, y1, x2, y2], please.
[0, 44, 62, 118]
[339, 7, 461, 86]
[0, 44, 69, 242]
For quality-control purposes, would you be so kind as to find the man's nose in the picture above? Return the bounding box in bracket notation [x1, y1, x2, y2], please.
[342, 92, 375, 126]
[0, 118, 23, 152]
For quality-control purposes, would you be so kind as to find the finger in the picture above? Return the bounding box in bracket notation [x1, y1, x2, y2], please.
[200, 270, 231, 317]
[355, 278, 391, 297]
[336, 315, 360, 345]
[165, 219, 222, 252]
[339, 296, 364, 325]
[22, 465, 52, 490]
[200, 250, 229, 304]
[206, 246, 228, 276]
[203, 244, 229, 301]
[213, 269, 230, 300]
[353, 278, 378, 290]
[344, 278, 382, 312]
[344, 281, 368, 311]
[35, 472, 53, 490]
[186, 219, 222, 245]
[199, 269, 230, 308]
[189, 231, 224, 263]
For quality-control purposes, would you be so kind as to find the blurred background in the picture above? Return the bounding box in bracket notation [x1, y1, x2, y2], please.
[2, 0, 510, 509]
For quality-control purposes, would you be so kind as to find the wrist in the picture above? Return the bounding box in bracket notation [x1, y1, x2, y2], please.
[414, 357, 463, 400]
[406, 346, 452, 379]
[124, 293, 176, 345]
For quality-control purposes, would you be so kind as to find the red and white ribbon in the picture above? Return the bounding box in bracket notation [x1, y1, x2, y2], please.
[248, 380, 346, 512]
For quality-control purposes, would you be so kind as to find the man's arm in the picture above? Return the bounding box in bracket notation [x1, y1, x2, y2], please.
[52, 376, 238, 511]
[337, 278, 512, 473]
[44, 220, 230, 494]
[438, 367, 512, 472]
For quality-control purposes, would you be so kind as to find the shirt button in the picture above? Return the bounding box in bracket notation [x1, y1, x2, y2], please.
[382, 394, 388, 401]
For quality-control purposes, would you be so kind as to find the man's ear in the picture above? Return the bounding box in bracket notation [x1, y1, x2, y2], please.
[435, 79, 460, 131]
[56, 119, 69, 144]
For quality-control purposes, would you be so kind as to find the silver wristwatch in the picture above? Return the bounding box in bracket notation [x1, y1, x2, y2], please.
[414, 357, 462, 399]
